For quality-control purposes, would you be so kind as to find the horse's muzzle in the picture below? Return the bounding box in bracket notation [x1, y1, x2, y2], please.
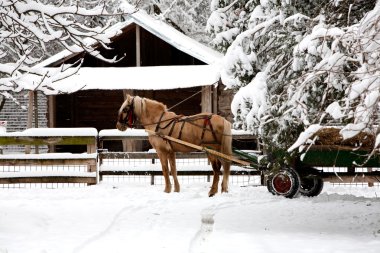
[116, 121, 128, 131]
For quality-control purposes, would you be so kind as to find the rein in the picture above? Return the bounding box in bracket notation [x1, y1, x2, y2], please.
[121, 97, 136, 128]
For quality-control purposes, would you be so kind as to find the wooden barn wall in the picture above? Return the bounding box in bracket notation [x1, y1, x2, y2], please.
[140, 28, 204, 66]
[217, 83, 234, 122]
[55, 90, 124, 130]
[135, 87, 201, 116]
[55, 88, 201, 130]
[55, 87, 201, 152]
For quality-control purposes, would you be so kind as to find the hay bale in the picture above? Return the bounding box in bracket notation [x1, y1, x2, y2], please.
[312, 127, 375, 148]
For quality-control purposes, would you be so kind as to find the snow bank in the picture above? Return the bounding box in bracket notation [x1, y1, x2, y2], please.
[0, 183, 379, 253]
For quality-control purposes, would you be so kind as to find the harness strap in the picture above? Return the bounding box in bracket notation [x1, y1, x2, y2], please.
[168, 119, 177, 137]
[155, 112, 166, 132]
[201, 115, 218, 143]
[150, 112, 219, 145]
[178, 120, 186, 140]
[168, 115, 185, 138]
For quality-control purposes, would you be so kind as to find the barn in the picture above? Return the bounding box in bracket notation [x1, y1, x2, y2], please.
[1, 8, 235, 152]
[41, 9, 233, 125]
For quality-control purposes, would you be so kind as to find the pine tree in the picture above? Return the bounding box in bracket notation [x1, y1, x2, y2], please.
[207, 0, 378, 166]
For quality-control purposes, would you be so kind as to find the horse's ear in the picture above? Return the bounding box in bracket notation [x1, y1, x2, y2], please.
[125, 94, 134, 105]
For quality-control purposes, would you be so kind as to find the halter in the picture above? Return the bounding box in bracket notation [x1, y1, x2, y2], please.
[120, 97, 136, 128]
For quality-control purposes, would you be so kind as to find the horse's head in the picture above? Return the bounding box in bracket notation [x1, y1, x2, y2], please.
[116, 94, 135, 131]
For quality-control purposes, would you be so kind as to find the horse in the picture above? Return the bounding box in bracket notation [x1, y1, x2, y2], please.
[116, 94, 232, 197]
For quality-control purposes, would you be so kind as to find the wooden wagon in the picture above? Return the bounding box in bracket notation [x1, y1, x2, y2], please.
[148, 130, 380, 198]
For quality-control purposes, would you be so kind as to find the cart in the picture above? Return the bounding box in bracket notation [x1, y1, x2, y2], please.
[147, 130, 380, 198]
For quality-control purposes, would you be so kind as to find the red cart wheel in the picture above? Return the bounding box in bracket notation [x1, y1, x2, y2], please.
[267, 168, 300, 198]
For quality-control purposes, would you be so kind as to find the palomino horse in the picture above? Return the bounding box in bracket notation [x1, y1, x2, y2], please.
[116, 94, 232, 197]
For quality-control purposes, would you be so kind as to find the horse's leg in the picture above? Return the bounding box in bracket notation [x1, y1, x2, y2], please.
[221, 160, 231, 193]
[157, 151, 171, 193]
[208, 155, 221, 197]
[168, 152, 180, 192]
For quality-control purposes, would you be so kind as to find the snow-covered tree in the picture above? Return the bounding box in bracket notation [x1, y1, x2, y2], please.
[0, 0, 132, 102]
[129, 0, 212, 43]
[208, 0, 378, 165]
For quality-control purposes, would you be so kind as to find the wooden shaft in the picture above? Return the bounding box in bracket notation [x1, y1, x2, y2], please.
[145, 130, 251, 166]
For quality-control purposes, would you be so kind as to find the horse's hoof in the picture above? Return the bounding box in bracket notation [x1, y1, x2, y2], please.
[208, 190, 217, 197]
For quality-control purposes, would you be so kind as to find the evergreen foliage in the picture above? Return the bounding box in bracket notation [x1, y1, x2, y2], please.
[207, 0, 380, 165]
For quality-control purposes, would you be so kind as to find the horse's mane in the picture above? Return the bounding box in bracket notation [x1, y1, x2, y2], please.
[142, 97, 167, 116]
[145, 98, 167, 110]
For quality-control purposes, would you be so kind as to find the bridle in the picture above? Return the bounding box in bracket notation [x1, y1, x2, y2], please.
[119, 97, 136, 128]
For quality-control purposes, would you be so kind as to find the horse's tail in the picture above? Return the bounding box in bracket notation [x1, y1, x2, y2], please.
[221, 119, 232, 157]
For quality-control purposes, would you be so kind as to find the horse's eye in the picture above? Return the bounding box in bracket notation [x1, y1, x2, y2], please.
[122, 108, 128, 113]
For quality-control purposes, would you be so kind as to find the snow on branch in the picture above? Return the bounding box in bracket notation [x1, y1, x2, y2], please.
[0, 0, 135, 96]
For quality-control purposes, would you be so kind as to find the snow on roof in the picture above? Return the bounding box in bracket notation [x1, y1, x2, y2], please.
[128, 10, 223, 65]
[38, 7, 223, 67]
[47, 65, 220, 93]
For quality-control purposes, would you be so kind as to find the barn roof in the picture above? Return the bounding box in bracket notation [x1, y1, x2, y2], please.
[38, 5, 222, 67]
[127, 10, 222, 65]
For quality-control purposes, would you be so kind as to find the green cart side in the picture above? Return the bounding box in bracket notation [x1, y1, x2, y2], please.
[233, 145, 380, 199]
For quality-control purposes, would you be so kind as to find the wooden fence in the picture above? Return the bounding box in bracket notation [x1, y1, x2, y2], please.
[1, 128, 379, 188]
[0, 128, 98, 185]
[98, 129, 261, 185]
[0, 128, 259, 187]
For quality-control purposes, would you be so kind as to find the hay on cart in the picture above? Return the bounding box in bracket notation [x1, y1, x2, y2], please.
[312, 128, 375, 148]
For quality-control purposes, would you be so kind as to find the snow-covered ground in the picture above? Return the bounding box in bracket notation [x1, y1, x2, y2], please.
[0, 182, 379, 253]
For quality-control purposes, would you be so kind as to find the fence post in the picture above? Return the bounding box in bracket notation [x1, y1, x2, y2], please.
[150, 174, 155, 185]
[87, 142, 97, 185]
[368, 168, 374, 187]
[260, 171, 265, 186]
